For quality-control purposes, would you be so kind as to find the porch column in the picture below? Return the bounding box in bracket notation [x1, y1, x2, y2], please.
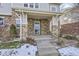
[52, 15, 60, 37]
[22, 12, 28, 40]
[19, 10, 28, 40]
[56, 15, 61, 41]
[25, 13, 28, 37]
[49, 16, 53, 33]
[20, 10, 23, 40]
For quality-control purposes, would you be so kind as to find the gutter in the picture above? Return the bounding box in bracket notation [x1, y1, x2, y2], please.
[12, 8, 62, 16]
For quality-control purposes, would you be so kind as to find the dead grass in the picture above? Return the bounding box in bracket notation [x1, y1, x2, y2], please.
[0, 41, 21, 49]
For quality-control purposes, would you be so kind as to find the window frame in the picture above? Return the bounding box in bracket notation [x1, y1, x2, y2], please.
[24, 3, 28, 7]
[29, 3, 34, 8]
[16, 14, 26, 28]
[0, 16, 4, 26]
[16, 18, 20, 28]
[35, 3, 39, 8]
[50, 5, 58, 12]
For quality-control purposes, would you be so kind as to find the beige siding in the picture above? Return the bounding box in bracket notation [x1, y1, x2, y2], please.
[0, 3, 12, 15]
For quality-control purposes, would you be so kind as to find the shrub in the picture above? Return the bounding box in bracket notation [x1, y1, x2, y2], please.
[63, 35, 77, 40]
[21, 37, 37, 46]
[10, 24, 17, 40]
[26, 37, 36, 45]
[57, 38, 64, 46]
[27, 37, 35, 44]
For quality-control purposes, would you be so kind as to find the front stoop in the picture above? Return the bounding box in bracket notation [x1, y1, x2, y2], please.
[35, 35, 59, 56]
[38, 47, 59, 56]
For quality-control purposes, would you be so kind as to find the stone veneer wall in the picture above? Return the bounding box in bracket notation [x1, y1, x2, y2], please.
[28, 18, 34, 35]
[0, 13, 16, 41]
[60, 22, 79, 35]
[22, 24, 27, 39]
[28, 18, 50, 35]
[41, 19, 50, 35]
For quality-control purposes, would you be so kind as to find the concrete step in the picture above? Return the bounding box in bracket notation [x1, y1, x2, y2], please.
[39, 52, 59, 56]
[38, 47, 59, 56]
[34, 35, 53, 40]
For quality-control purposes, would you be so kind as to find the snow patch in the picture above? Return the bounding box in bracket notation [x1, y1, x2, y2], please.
[58, 46, 79, 56]
[0, 44, 37, 56]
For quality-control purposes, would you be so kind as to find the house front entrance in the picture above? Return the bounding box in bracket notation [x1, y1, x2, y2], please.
[34, 21, 40, 35]
[28, 18, 50, 35]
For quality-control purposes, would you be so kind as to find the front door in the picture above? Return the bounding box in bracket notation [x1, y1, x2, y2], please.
[34, 21, 40, 35]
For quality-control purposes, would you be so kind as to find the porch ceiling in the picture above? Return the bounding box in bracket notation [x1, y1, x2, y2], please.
[27, 12, 52, 19]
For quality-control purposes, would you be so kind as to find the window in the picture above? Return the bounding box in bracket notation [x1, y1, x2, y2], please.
[16, 18, 20, 27]
[29, 3, 34, 8]
[16, 18, 20, 38]
[16, 17, 26, 27]
[35, 3, 39, 8]
[24, 3, 28, 7]
[51, 6, 56, 12]
[0, 17, 4, 26]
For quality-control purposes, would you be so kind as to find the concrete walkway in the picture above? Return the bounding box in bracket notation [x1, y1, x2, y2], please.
[34, 35, 59, 56]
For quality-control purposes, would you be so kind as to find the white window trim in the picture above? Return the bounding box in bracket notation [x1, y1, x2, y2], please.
[29, 3, 34, 8]
[16, 13, 26, 27]
[24, 3, 28, 7]
[0, 16, 4, 26]
[16, 18, 20, 28]
[51, 6, 57, 12]
[28, 3, 39, 9]
[34, 3, 39, 8]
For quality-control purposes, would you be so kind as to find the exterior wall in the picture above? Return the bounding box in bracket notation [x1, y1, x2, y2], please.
[60, 11, 79, 25]
[13, 11, 28, 39]
[52, 16, 59, 36]
[0, 3, 12, 15]
[60, 22, 79, 35]
[28, 18, 50, 35]
[11, 3, 60, 13]
[28, 18, 34, 35]
[60, 6, 79, 35]
[0, 12, 16, 41]
[49, 4, 60, 12]
[41, 19, 50, 35]
[0, 3, 61, 17]
[11, 3, 50, 12]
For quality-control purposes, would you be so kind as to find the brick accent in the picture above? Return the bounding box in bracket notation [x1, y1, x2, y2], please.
[60, 22, 79, 35]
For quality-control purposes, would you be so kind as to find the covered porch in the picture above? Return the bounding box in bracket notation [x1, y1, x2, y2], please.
[27, 12, 52, 36]
[14, 9, 61, 40]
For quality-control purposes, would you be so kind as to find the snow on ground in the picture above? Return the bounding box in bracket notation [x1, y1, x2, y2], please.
[58, 46, 79, 56]
[0, 44, 37, 56]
